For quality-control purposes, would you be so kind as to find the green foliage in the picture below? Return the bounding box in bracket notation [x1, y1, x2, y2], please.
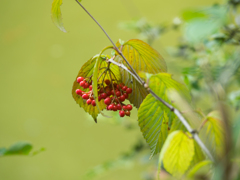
[0, 142, 44, 157]
[187, 160, 212, 178]
[115, 39, 167, 108]
[51, 0, 67, 32]
[138, 73, 190, 157]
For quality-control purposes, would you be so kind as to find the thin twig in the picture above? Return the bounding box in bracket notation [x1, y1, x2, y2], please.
[75, 0, 215, 162]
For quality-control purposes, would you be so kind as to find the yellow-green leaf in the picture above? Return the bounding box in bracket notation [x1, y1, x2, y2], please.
[161, 131, 195, 177]
[138, 73, 190, 157]
[187, 160, 212, 178]
[115, 39, 167, 108]
[51, 0, 67, 32]
[72, 55, 121, 121]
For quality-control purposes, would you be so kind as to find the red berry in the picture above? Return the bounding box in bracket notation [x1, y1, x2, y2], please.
[111, 90, 115, 96]
[82, 94, 89, 99]
[80, 81, 85, 87]
[107, 91, 112, 97]
[101, 93, 107, 99]
[99, 88, 104, 94]
[119, 95, 125, 102]
[116, 104, 122, 110]
[126, 88, 132, 94]
[119, 110, 125, 117]
[75, 89, 82, 96]
[122, 86, 127, 91]
[77, 77, 84, 83]
[126, 104, 132, 111]
[92, 100, 96, 106]
[98, 96, 102, 101]
[123, 93, 128, 99]
[105, 79, 111, 85]
[108, 104, 114, 110]
[115, 91, 121, 97]
[123, 105, 127, 110]
[86, 99, 92, 105]
[89, 85, 92, 90]
[119, 83, 124, 88]
[84, 82, 89, 88]
[125, 110, 131, 116]
[104, 97, 111, 105]
[112, 105, 118, 111]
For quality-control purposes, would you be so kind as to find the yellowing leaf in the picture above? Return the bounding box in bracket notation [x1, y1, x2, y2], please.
[72, 55, 121, 121]
[161, 131, 195, 177]
[115, 39, 167, 108]
[138, 73, 190, 157]
[51, 0, 67, 32]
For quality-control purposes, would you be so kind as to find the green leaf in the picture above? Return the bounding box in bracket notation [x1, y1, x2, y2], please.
[3, 142, 33, 156]
[138, 73, 190, 157]
[0, 148, 7, 156]
[72, 54, 121, 121]
[160, 131, 195, 177]
[51, 0, 67, 32]
[201, 111, 224, 157]
[115, 39, 167, 108]
[187, 160, 212, 178]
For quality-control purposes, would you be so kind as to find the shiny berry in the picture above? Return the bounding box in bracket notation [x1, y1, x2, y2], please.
[98, 96, 102, 101]
[89, 85, 92, 90]
[80, 81, 85, 87]
[111, 90, 115, 96]
[116, 104, 122, 110]
[122, 86, 127, 91]
[123, 105, 127, 110]
[105, 79, 111, 85]
[75, 89, 82, 96]
[84, 82, 89, 88]
[92, 100, 96, 106]
[112, 105, 118, 111]
[108, 104, 114, 110]
[119, 110, 125, 117]
[82, 94, 89, 99]
[126, 88, 132, 94]
[77, 77, 84, 83]
[125, 110, 130, 116]
[101, 93, 107, 99]
[104, 97, 111, 105]
[126, 104, 132, 111]
[86, 99, 92, 105]
[115, 91, 121, 97]
[119, 95, 125, 102]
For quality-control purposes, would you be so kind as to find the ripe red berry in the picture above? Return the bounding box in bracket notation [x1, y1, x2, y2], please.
[126, 88, 132, 94]
[80, 81, 85, 87]
[82, 94, 89, 99]
[116, 104, 122, 110]
[84, 82, 89, 89]
[115, 91, 121, 97]
[98, 96, 102, 101]
[119, 95, 125, 102]
[92, 100, 96, 106]
[119, 83, 124, 88]
[126, 104, 132, 111]
[75, 89, 82, 96]
[123, 105, 127, 110]
[119, 110, 125, 117]
[99, 88, 104, 94]
[108, 104, 114, 110]
[125, 110, 131, 116]
[104, 97, 111, 105]
[111, 90, 115, 96]
[123, 93, 128, 99]
[101, 93, 107, 99]
[112, 105, 118, 111]
[107, 91, 112, 97]
[122, 86, 127, 91]
[86, 99, 92, 105]
[77, 77, 84, 83]
[89, 85, 92, 90]
[105, 79, 111, 85]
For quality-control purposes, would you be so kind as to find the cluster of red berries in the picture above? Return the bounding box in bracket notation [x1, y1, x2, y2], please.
[75, 76, 133, 117]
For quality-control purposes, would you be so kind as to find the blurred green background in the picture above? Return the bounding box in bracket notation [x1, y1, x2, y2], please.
[0, 0, 221, 179]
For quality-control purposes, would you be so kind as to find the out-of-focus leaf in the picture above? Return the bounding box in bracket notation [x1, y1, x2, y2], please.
[115, 39, 167, 108]
[138, 73, 190, 157]
[189, 141, 206, 169]
[72, 54, 121, 121]
[0, 148, 7, 156]
[201, 111, 224, 157]
[0, 142, 32, 156]
[187, 160, 212, 178]
[159, 131, 194, 177]
[51, 0, 67, 32]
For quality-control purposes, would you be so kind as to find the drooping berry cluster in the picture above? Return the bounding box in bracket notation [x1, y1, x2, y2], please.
[75, 76, 133, 117]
